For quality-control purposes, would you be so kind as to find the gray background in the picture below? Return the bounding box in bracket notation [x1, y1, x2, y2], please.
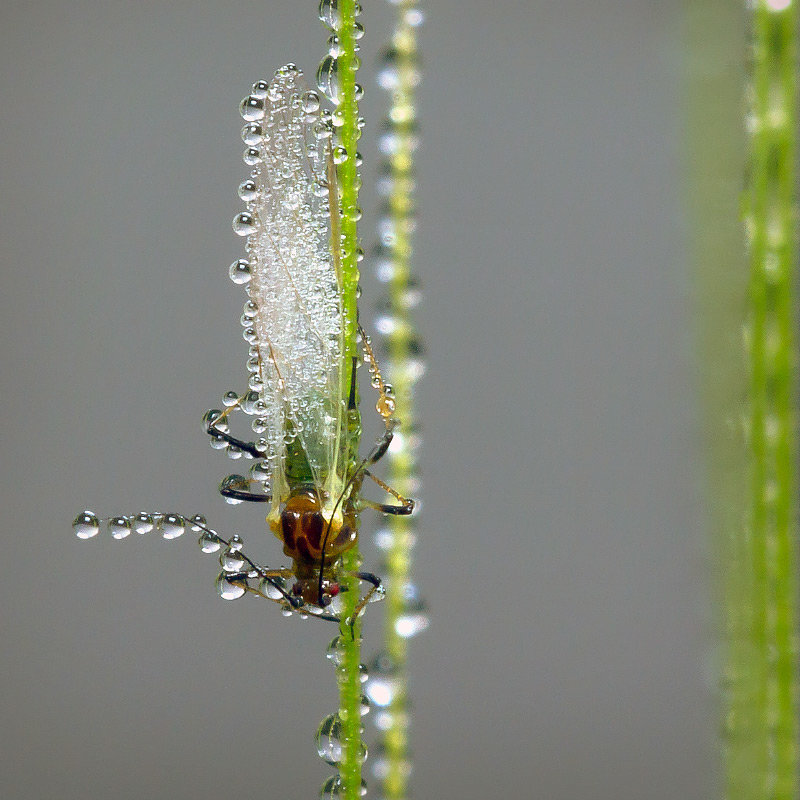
[0, 2, 712, 799]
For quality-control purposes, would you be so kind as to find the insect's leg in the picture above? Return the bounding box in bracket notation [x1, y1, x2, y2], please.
[204, 399, 262, 459]
[224, 566, 299, 607]
[358, 324, 398, 426]
[359, 469, 414, 515]
[219, 474, 272, 504]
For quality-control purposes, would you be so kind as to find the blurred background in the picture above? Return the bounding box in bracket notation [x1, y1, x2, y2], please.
[0, 2, 713, 798]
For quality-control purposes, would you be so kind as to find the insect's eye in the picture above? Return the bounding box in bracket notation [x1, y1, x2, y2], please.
[291, 583, 303, 595]
[328, 583, 340, 597]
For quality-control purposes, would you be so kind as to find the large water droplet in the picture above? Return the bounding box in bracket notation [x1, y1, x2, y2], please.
[108, 515, 132, 539]
[395, 594, 429, 638]
[259, 574, 286, 600]
[241, 122, 264, 146]
[198, 531, 221, 554]
[302, 90, 321, 114]
[216, 572, 246, 600]
[159, 514, 185, 540]
[318, 0, 341, 31]
[189, 514, 207, 532]
[132, 512, 155, 534]
[315, 713, 344, 764]
[220, 545, 246, 572]
[365, 651, 402, 707]
[239, 95, 265, 121]
[238, 179, 258, 202]
[232, 212, 259, 236]
[317, 56, 342, 105]
[326, 635, 345, 666]
[251, 80, 269, 98]
[229, 258, 252, 285]
[243, 147, 262, 166]
[320, 774, 368, 799]
[73, 510, 100, 539]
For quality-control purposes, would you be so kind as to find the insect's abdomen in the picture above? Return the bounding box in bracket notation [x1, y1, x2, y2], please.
[274, 490, 356, 570]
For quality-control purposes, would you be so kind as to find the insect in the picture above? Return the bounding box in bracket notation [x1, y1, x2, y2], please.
[74, 64, 413, 623]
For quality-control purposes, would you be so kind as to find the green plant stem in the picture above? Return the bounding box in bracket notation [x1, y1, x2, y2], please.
[379, 4, 421, 798]
[335, 2, 365, 799]
[740, 3, 798, 798]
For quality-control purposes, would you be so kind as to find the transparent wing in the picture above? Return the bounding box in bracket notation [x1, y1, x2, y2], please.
[239, 65, 345, 523]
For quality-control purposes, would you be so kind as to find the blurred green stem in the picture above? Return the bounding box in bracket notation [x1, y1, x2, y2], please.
[740, 2, 798, 798]
[377, 2, 422, 798]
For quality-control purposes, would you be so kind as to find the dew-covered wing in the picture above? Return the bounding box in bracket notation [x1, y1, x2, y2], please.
[235, 65, 345, 521]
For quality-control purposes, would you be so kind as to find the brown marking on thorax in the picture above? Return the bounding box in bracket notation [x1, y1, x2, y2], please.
[270, 489, 357, 575]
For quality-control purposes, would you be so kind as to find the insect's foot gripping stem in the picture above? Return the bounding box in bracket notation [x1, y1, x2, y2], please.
[361, 470, 415, 515]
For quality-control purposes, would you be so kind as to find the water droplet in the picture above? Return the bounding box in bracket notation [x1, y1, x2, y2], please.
[229, 258, 252, 285]
[108, 515, 132, 539]
[159, 513, 185, 540]
[326, 635, 345, 666]
[252, 417, 268, 434]
[259, 574, 286, 600]
[405, 6, 424, 26]
[318, 0, 341, 31]
[353, 20, 365, 39]
[320, 774, 368, 799]
[332, 145, 348, 164]
[239, 95, 265, 121]
[73, 510, 100, 539]
[345, 205, 363, 221]
[238, 179, 258, 202]
[242, 326, 257, 345]
[354, 83, 364, 101]
[243, 147, 262, 166]
[365, 651, 402, 707]
[315, 713, 344, 764]
[327, 34, 343, 57]
[241, 391, 259, 414]
[216, 572, 246, 600]
[317, 56, 341, 105]
[220, 545, 246, 572]
[220, 474, 248, 504]
[187, 514, 207, 533]
[395, 595, 429, 638]
[132, 512, 155, 534]
[198, 531, 221, 554]
[241, 122, 264, 146]
[209, 435, 228, 450]
[223, 391, 239, 407]
[251, 79, 269, 98]
[250, 461, 270, 482]
[302, 90, 321, 114]
[203, 408, 227, 433]
[232, 211, 259, 236]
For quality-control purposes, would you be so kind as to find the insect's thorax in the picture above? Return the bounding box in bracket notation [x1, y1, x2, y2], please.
[270, 488, 357, 571]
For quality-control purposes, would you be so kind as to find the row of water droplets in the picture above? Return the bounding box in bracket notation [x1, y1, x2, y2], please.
[72, 509, 311, 612]
[365, 2, 427, 799]
[316, 636, 412, 798]
[313, 3, 372, 798]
